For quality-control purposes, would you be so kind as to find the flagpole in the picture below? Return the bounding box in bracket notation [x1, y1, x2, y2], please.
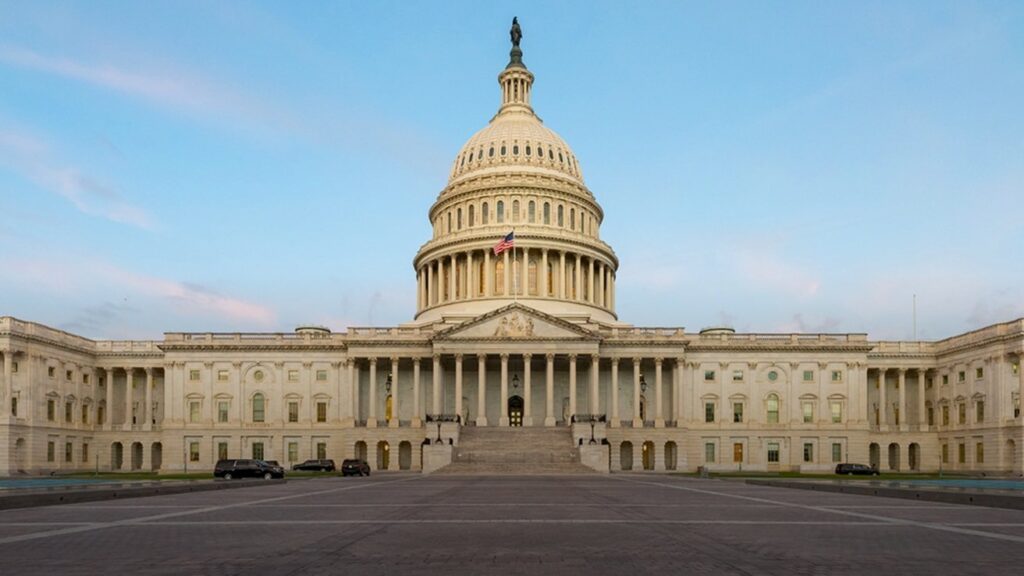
[512, 228, 518, 303]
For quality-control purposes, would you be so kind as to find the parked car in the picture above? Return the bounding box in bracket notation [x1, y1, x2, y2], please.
[214, 459, 285, 480]
[292, 459, 337, 472]
[341, 459, 371, 476]
[835, 463, 880, 476]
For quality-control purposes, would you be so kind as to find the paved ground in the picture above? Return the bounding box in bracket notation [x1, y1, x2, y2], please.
[2, 473, 1024, 575]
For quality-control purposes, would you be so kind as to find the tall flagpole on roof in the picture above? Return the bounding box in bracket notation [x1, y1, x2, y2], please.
[512, 228, 518, 304]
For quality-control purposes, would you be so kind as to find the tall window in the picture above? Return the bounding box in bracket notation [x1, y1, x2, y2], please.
[288, 401, 299, 423]
[65, 402, 72, 422]
[831, 401, 843, 423]
[512, 200, 520, 222]
[217, 442, 228, 461]
[958, 403, 966, 424]
[317, 402, 328, 423]
[570, 208, 575, 230]
[543, 202, 550, 224]
[528, 201, 535, 222]
[253, 394, 265, 423]
[766, 394, 779, 423]
[288, 442, 298, 463]
[468, 205, 475, 227]
[189, 401, 200, 423]
[65, 442, 73, 462]
[732, 402, 743, 423]
[704, 402, 715, 423]
[976, 442, 985, 463]
[252, 442, 265, 461]
[81, 404, 88, 424]
[457, 208, 462, 229]
[733, 443, 744, 463]
[495, 261, 505, 295]
[831, 443, 842, 462]
[189, 441, 200, 462]
[767, 442, 780, 463]
[802, 401, 814, 423]
[317, 442, 327, 460]
[976, 400, 985, 422]
[557, 205, 564, 227]
[942, 405, 950, 425]
[704, 442, 716, 463]
[47, 441, 55, 462]
[528, 259, 538, 295]
[218, 401, 229, 423]
[82, 443, 89, 463]
[803, 443, 813, 463]
[47, 399, 55, 421]
[482, 202, 489, 225]
[496, 200, 504, 223]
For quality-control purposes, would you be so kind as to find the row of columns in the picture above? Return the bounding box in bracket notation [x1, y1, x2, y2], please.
[416, 247, 615, 311]
[104, 367, 156, 430]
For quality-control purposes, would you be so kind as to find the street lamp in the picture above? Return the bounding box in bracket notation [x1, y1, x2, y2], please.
[385, 375, 392, 395]
[512, 374, 519, 391]
[640, 375, 647, 394]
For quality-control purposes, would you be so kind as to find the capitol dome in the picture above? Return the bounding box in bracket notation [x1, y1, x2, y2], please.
[412, 21, 618, 325]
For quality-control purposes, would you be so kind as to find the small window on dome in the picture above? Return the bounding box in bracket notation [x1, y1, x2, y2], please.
[512, 145, 519, 155]
[489, 146, 494, 158]
[570, 208, 575, 230]
[457, 208, 462, 230]
[460, 155, 465, 167]
[525, 145, 532, 156]
[528, 201, 535, 223]
[468, 151, 473, 162]
[558, 151, 564, 163]
[482, 202, 489, 225]
[557, 205, 564, 227]
[543, 202, 550, 224]
[501, 145, 507, 156]
[479, 148, 484, 160]
[469, 205, 475, 227]
[538, 147, 544, 158]
[496, 201, 505, 223]
[549, 149, 554, 160]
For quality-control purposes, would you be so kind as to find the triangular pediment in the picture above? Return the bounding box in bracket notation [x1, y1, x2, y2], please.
[433, 304, 599, 341]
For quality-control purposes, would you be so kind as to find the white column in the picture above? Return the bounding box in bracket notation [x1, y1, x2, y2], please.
[545, 353, 555, 427]
[467, 251, 475, 298]
[427, 260, 435, 305]
[484, 250, 491, 297]
[367, 358, 378, 427]
[503, 249, 510, 296]
[574, 254, 582, 300]
[454, 354, 464, 424]
[449, 254, 457, 300]
[144, 368, 153, 429]
[500, 353, 509, 426]
[476, 355, 487, 426]
[523, 354, 533, 426]
[1, 351, 10, 410]
[610, 358, 620, 427]
[590, 355, 600, 415]
[898, 368, 907, 429]
[918, 368, 928, 429]
[654, 358, 664, 428]
[568, 354, 577, 419]
[412, 358, 422, 427]
[588, 258, 595, 303]
[559, 251, 566, 299]
[632, 358, 643, 427]
[878, 368, 887, 427]
[389, 357, 400, 428]
[124, 367, 134, 430]
[432, 355, 441, 415]
[347, 360, 357, 425]
[541, 249, 549, 297]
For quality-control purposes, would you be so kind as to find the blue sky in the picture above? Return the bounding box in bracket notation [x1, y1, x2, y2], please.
[1, 1, 1021, 340]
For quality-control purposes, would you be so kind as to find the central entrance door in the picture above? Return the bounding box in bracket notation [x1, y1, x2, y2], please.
[508, 395, 524, 427]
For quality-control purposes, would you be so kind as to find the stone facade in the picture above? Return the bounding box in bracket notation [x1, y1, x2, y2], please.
[2, 27, 1022, 476]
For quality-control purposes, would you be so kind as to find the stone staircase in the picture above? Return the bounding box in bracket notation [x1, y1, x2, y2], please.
[437, 426, 593, 474]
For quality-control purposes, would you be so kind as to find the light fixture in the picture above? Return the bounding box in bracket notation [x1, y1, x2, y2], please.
[640, 375, 647, 393]
[385, 375, 392, 394]
[512, 374, 520, 390]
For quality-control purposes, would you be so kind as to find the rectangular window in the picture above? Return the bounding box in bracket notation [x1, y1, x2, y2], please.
[189, 441, 200, 462]
[831, 370, 843, 382]
[732, 402, 743, 423]
[217, 370, 229, 381]
[803, 370, 814, 382]
[958, 371, 966, 383]
[976, 401, 984, 423]
[831, 443, 842, 463]
[189, 369, 200, 381]
[942, 405, 949, 426]
[958, 443, 965, 464]
[82, 443, 89, 463]
[704, 442, 715, 463]
[958, 403, 966, 425]
[317, 402, 328, 423]
[976, 442, 984, 463]
[975, 367, 984, 379]
[703, 370, 715, 382]
[66, 369, 72, 381]
[189, 401, 200, 423]
[217, 442, 229, 461]
[65, 402, 73, 423]
[47, 441, 55, 462]
[317, 442, 327, 460]
[83, 373, 89, 384]
[941, 444, 949, 463]
[732, 370, 744, 382]
[47, 399, 55, 421]
[218, 401, 229, 423]
[926, 377, 933, 389]
[767, 442, 780, 463]
[11, 397, 16, 417]
[830, 402, 842, 423]
[1013, 362, 1020, 375]
[704, 402, 715, 423]
[927, 407, 934, 426]
[288, 442, 298, 463]
[803, 443, 813, 463]
[65, 442, 73, 462]
[11, 361, 17, 373]
[288, 370, 299, 382]
[252, 442, 265, 461]
[98, 405, 105, 425]
[802, 402, 814, 423]
[733, 443, 744, 463]
[288, 401, 299, 423]
[81, 405, 89, 424]
[316, 370, 328, 382]
[48, 366, 55, 378]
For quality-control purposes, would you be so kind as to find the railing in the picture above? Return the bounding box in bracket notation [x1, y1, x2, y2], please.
[570, 414, 607, 423]
[425, 414, 462, 424]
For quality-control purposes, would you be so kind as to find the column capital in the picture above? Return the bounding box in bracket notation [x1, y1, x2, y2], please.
[203, 361, 213, 369]
[523, 353, 534, 361]
[368, 357, 378, 366]
[655, 357, 664, 366]
[432, 353, 441, 362]
[412, 357, 421, 366]
[302, 361, 313, 369]
[546, 353, 555, 362]
[789, 361, 800, 369]
[500, 353, 509, 361]
[897, 367, 907, 375]
[144, 367, 154, 376]
[390, 356, 400, 364]
[633, 357, 642, 365]
[330, 361, 342, 369]
[817, 361, 828, 370]
[591, 354, 600, 363]
[568, 354, 577, 361]
[274, 361, 285, 369]
[454, 354, 463, 362]
[232, 361, 242, 369]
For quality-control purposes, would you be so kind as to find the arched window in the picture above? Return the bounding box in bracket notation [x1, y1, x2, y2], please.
[543, 202, 550, 224]
[469, 205, 475, 227]
[460, 155, 466, 167]
[525, 145, 532, 156]
[557, 205, 564, 227]
[488, 146, 494, 157]
[570, 208, 575, 230]
[512, 144, 519, 155]
[468, 151, 474, 162]
[528, 201, 535, 223]
[495, 260, 505, 296]
[446, 212, 451, 233]
[549, 149, 554, 160]
[496, 201, 505, 223]
[252, 394, 265, 423]
[500, 144, 507, 156]
[457, 208, 462, 230]
[547, 262, 554, 295]
[538, 146, 544, 159]
[766, 394, 780, 424]
[528, 259, 538, 295]
[512, 200, 520, 222]
[482, 202, 489, 225]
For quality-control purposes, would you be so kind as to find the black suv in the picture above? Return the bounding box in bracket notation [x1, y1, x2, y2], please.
[834, 463, 880, 476]
[292, 459, 337, 472]
[341, 459, 371, 476]
[214, 459, 285, 480]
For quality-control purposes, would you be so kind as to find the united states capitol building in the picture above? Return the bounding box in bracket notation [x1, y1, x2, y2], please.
[2, 23, 1022, 477]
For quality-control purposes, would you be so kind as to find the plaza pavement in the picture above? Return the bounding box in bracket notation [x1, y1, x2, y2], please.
[1, 473, 1024, 575]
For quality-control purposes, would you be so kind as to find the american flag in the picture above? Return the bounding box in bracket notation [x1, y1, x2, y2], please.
[493, 231, 515, 255]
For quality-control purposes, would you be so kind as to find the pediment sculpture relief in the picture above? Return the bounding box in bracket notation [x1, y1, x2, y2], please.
[493, 313, 534, 338]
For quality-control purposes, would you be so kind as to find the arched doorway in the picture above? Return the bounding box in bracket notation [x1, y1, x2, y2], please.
[377, 441, 390, 470]
[420, 439, 430, 469]
[665, 441, 678, 471]
[888, 443, 900, 471]
[399, 441, 412, 470]
[642, 441, 654, 470]
[111, 442, 123, 471]
[869, 443, 880, 469]
[131, 442, 143, 471]
[620, 441, 633, 471]
[354, 441, 368, 462]
[508, 395, 524, 427]
[151, 442, 163, 471]
[908, 443, 920, 471]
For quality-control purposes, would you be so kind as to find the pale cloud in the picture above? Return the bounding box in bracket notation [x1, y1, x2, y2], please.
[0, 128, 154, 229]
[732, 243, 821, 298]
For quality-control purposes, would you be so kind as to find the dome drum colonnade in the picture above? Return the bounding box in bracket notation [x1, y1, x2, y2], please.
[413, 32, 618, 323]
